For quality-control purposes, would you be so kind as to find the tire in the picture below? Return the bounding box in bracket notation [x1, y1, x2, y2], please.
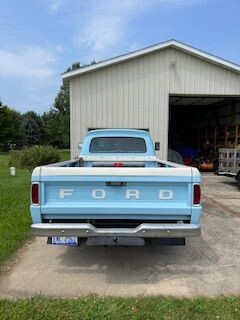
[237, 172, 240, 190]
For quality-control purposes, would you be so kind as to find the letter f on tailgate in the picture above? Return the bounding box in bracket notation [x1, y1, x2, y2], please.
[60, 189, 74, 199]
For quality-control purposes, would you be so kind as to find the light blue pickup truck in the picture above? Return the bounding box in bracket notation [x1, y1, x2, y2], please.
[30, 129, 202, 246]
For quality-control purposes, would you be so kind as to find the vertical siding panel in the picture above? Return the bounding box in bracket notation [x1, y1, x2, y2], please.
[111, 66, 117, 127]
[150, 53, 154, 132]
[118, 64, 124, 127]
[128, 62, 134, 128]
[189, 56, 196, 93]
[233, 73, 238, 93]
[214, 66, 220, 93]
[71, 80, 75, 157]
[123, 61, 129, 128]
[209, 64, 215, 93]
[70, 81, 74, 158]
[143, 57, 149, 130]
[105, 69, 110, 127]
[125, 63, 129, 127]
[80, 76, 85, 134]
[85, 76, 91, 130]
[223, 69, 227, 94]
[153, 53, 158, 131]
[138, 57, 145, 128]
[122, 63, 128, 127]
[173, 49, 180, 94]
[236, 74, 240, 93]
[76, 79, 80, 153]
[222, 69, 227, 94]
[91, 73, 96, 127]
[226, 71, 231, 95]
[193, 56, 198, 93]
[113, 66, 119, 126]
[183, 51, 188, 93]
[72, 81, 76, 158]
[96, 72, 101, 128]
[109, 67, 113, 126]
[76, 79, 81, 155]
[185, 53, 190, 93]
[153, 53, 159, 133]
[101, 70, 107, 128]
[202, 59, 207, 93]
[148, 55, 154, 132]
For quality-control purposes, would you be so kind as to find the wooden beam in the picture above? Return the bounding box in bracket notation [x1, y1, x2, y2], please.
[235, 124, 239, 147]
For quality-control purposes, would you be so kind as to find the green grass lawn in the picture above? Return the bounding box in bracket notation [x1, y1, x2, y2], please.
[0, 296, 239, 320]
[0, 150, 239, 319]
[0, 150, 70, 266]
[0, 153, 31, 265]
[58, 149, 71, 161]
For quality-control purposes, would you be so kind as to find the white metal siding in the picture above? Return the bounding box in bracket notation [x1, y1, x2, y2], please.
[70, 47, 240, 159]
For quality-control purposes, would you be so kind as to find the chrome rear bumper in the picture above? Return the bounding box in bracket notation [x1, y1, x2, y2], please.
[31, 223, 201, 238]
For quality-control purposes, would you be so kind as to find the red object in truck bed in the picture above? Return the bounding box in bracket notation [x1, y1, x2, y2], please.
[183, 157, 193, 166]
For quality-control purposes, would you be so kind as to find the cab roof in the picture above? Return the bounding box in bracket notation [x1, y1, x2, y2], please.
[86, 129, 150, 138]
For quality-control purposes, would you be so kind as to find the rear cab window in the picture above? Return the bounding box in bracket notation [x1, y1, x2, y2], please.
[90, 137, 147, 153]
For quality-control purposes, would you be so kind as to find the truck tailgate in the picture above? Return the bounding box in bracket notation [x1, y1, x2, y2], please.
[34, 167, 196, 221]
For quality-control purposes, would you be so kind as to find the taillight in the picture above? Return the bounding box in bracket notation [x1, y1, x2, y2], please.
[32, 183, 39, 205]
[193, 184, 201, 205]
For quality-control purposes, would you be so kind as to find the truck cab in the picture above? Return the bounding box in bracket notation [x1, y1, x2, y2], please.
[79, 129, 158, 168]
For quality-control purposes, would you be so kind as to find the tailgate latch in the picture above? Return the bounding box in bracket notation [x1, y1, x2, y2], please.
[106, 182, 126, 187]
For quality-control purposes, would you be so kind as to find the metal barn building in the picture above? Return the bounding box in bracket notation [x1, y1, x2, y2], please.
[62, 40, 240, 160]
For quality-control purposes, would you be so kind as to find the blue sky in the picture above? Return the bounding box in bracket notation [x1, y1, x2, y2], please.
[0, 0, 240, 114]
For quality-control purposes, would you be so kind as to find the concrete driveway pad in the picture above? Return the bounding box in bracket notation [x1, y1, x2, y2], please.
[0, 174, 239, 297]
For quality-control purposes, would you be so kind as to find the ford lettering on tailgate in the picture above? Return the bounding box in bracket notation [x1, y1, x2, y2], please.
[59, 188, 174, 200]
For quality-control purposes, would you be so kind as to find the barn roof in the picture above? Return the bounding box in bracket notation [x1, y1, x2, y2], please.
[62, 39, 240, 80]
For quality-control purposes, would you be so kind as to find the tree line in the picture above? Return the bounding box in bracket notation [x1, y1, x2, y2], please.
[0, 82, 70, 151]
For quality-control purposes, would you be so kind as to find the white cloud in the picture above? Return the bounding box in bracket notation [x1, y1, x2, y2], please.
[46, 0, 65, 14]
[0, 46, 61, 112]
[162, 0, 200, 8]
[74, 0, 199, 58]
[0, 46, 57, 78]
[74, 0, 151, 56]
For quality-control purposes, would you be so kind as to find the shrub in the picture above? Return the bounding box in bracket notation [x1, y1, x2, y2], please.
[9, 145, 60, 171]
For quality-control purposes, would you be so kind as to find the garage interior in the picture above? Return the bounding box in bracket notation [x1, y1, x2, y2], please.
[168, 95, 240, 164]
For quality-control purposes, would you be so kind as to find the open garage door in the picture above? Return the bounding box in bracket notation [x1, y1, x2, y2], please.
[169, 95, 240, 168]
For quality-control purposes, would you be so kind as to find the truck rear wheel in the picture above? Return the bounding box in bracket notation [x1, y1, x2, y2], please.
[237, 172, 240, 190]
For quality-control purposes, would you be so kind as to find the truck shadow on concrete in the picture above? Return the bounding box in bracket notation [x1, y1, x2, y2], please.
[54, 197, 239, 287]
[54, 232, 218, 285]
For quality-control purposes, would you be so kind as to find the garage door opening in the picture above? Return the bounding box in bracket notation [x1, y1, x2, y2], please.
[169, 95, 240, 166]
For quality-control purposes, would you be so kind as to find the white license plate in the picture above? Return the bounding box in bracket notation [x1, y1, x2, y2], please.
[51, 237, 78, 245]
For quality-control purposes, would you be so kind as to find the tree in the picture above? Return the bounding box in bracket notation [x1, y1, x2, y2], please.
[22, 111, 44, 146]
[0, 102, 26, 150]
[65, 61, 81, 73]
[43, 82, 70, 148]
[64, 60, 97, 73]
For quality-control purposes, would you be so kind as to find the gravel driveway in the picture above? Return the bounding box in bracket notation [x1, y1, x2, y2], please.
[0, 174, 239, 297]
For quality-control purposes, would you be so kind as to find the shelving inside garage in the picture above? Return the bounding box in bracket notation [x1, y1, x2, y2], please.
[169, 95, 240, 154]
